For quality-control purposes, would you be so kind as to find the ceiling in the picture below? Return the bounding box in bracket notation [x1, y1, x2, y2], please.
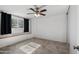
[0, 5, 69, 19]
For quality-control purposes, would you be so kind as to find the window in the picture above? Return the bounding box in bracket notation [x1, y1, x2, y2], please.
[12, 16, 24, 28]
[11, 15, 24, 34]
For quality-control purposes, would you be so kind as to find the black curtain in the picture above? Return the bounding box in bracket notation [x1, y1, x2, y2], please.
[1, 12, 11, 35]
[5, 13, 11, 34]
[24, 18, 29, 32]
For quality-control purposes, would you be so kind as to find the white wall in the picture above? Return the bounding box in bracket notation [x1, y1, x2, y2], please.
[68, 6, 79, 54]
[68, 6, 77, 54]
[76, 6, 79, 54]
[0, 13, 1, 34]
[32, 14, 67, 42]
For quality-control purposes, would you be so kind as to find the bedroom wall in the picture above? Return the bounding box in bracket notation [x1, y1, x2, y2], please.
[32, 13, 67, 42]
[68, 6, 78, 54]
[0, 13, 1, 34]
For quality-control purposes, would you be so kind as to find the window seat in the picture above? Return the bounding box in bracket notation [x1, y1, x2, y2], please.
[0, 33, 33, 48]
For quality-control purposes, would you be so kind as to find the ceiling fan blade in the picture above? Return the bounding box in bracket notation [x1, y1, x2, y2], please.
[40, 13, 46, 16]
[27, 13, 35, 14]
[40, 9, 47, 12]
[29, 8, 36, 12]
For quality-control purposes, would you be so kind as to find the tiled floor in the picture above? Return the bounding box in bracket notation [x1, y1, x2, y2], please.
[0, 38, 69, 54]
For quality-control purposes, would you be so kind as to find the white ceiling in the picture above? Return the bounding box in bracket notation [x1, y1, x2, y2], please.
[0, 5, 69, 19]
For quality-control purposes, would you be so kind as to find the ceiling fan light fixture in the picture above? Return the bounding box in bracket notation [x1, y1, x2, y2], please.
[27, 5, 47, 17]
[34, 13, 40, 17]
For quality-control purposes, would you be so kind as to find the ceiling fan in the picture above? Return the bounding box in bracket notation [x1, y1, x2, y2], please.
[27, 5, 47, 17]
